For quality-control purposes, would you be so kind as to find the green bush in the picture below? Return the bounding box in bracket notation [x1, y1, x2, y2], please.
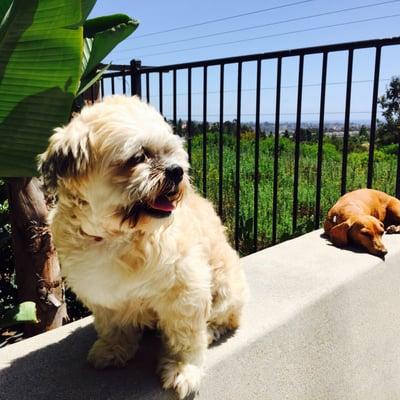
[381, 144, 398, 155]
[189, 133, 397, 254]
[1, 133, 398, 319]
[0, 180, 15, 313]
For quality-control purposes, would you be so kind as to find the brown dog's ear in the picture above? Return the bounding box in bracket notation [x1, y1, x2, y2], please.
[37, 120, 90, 193]
[329, 219, 353, 247]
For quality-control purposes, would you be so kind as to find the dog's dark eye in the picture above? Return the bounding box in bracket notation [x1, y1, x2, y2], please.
[125, 152, 145, 168]
[135, 153, 146, 163]
[361, 231, 371, 237]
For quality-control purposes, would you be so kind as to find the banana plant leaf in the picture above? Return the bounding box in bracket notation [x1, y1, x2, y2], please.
[78, 14, 138, 94]
[0, 301, 38, 329]
[74, 0, 96, 28]
[0, 0, 13, 24]
[0, 1, 137, 177]
[0, 0, 84, 176]
[77, 63, 110, 97]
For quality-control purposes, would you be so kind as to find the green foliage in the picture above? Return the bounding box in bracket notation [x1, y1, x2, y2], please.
[0, 0, 83, 176]
[189, 132, 397, 254]
[0, 180, 15, 313]
[381, 144, 398, 155]
[0, 301, 37, 329]
[0, 1, 13, 25]
[83, 14, 137, 74]
[0, 130, 398, 317]
[0, 0, 138, 321]
[359, 125, 369, 139]
[78, 14, 138, 96]
[0, 0, 137, 176]
[377, 76, 400, 146]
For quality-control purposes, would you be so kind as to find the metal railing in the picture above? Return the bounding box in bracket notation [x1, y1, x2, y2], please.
[97, 36, 400, 255]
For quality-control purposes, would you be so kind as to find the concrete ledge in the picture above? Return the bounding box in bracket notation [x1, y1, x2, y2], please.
[1, 230, 400, 399]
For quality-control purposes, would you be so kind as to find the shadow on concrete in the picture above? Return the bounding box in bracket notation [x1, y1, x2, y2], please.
[0, 322, 237, 400]
[208, 329, 236, 349]
[0, 325, 179, 400]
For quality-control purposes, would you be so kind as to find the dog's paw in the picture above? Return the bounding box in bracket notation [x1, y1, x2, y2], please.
[87, 338, 135, 369]
[158, 358, 203, 399]
[386, 225, 400, 234]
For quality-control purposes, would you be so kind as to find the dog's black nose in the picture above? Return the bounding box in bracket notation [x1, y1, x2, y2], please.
[376, 248, 388, 260]
[165, 164, 183, 183]
[379, 248, 388, 257]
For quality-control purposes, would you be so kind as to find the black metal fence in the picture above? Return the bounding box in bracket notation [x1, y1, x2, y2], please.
[97, 36, 400, 255]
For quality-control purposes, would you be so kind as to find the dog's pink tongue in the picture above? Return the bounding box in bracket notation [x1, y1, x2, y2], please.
[151, 196, 175, 212]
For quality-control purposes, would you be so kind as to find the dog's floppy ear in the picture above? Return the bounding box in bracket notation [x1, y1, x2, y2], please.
[38, 119, 91, 193]
[329, 219, 353, 247]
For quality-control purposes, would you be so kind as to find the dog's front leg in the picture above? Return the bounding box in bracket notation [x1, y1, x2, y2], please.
[157, 292, 211, 399]
[386, 225, 400, 234]
[87, 306, 142, 369]
[386, 198, 400, 234]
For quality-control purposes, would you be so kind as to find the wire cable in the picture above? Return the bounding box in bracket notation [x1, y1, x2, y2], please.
[133, 0, 316, 38]
[120, 0, 400, 52]
[125, 14, 400, 59]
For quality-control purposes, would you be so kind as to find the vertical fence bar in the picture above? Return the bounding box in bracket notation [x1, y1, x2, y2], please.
[253, 58, 262, 252]
[367, 46, 382, 188]
[122, 67, 126, 94]
[159, 71, 163, 115]
[130, 60, 142, 97]
[111, 76, 115, 95]
[130, 64, 135, 96]
[396, 145, 400, 198]
[341, 49, 354, 195]
[292, 54, 304, 234]
[100, 78, 104, 99]
[314, 52, 328, 229]
[187, 67, 192, 165]
[218, 64, 225, 218]
[173, 69, 177, 130]
[90, 85, 95, 103]
[202, 66, 208, 196]
[235, 62, 243, 251]
[272, 57, 282, 245]
[146, 72, 150, 103]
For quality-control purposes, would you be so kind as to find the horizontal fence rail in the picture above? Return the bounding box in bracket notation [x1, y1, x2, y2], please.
[98, 36, 400, 255]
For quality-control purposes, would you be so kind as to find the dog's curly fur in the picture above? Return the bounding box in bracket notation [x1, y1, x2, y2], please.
[38, 95, 248, 399]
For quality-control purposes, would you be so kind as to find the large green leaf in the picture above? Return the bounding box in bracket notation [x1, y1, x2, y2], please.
[0, 301, 38, 328]
[0, 0, 84, 176]
[82, 14, 138, 78]
[69, 0, 96, 29]
[77, 62, 109, 97]
[81, 0, 96, 25]
[0, 0, 13, 23]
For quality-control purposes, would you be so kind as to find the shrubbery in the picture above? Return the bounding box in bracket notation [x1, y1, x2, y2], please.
[0, 181, 16, 312]
[1, 127, 398, 319]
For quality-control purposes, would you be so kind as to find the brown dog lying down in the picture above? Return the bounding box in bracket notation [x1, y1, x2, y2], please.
[324, 188, 400, 257]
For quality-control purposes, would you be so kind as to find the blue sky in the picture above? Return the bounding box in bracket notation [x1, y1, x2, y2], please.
[90, 0, 400, 123]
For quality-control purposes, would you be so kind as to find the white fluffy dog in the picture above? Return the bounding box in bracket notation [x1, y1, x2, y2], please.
[38, 95, 247, 398]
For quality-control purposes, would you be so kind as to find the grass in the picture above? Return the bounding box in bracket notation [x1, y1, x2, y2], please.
[188, 132, 397, 255]
[0, 132, 397, 320]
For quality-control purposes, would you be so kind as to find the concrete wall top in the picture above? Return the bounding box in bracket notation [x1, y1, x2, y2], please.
[1, 229, 400, 400]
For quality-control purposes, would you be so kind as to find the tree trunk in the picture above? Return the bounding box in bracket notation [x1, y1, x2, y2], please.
[6, 177, 67, 336]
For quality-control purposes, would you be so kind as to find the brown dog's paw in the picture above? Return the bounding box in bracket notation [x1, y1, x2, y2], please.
[386, 225, 400, 234]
